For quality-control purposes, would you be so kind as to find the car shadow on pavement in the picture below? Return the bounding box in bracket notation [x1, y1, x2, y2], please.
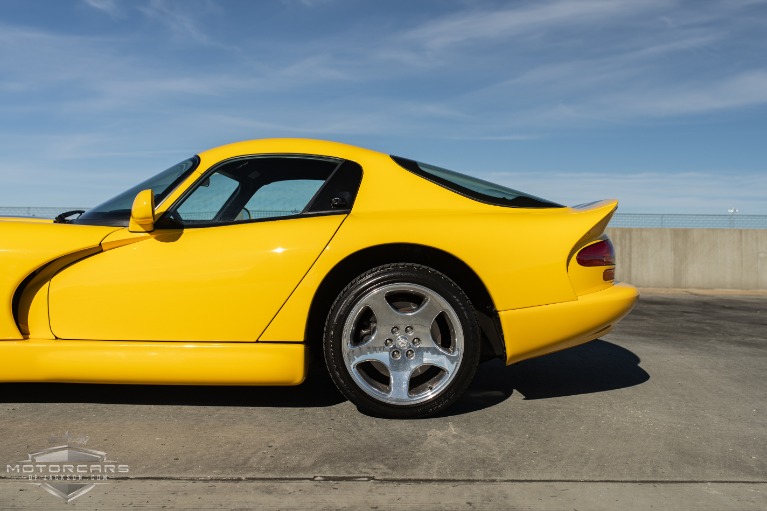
[0, 366, 346, 408]
[1, 340, 647, 414]
[445, 339, 650, 416]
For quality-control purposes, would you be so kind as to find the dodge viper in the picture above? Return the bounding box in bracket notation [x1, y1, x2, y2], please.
[0, 138, 638, 418]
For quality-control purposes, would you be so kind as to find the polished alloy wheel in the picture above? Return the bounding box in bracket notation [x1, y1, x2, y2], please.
[324, 263, 479, 418]
[341, 283, 464, 405]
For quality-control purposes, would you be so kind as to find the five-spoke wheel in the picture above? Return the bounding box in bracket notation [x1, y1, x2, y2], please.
[324, 264, 479, 418]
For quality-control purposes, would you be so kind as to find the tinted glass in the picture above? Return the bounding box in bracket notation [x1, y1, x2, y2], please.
[244, 180, 325, 218]
[176, 173, 240, 222]
[164, 156, 341, 227]
[305, 160, 363, 213]
[391, 156, 562, 209]
[75, 157, 199, 226]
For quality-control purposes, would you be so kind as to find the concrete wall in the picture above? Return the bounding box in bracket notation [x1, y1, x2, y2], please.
[606, 228, 767, 290]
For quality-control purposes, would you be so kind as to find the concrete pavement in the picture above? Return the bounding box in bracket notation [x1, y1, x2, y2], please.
[0, 291, 765, 509]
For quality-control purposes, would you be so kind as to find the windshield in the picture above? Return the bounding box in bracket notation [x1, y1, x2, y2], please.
[74, 156, 199, 226]
[391, 156, 563, 209]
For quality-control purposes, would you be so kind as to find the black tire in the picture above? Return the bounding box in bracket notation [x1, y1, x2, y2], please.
[323, 263, 480, 418]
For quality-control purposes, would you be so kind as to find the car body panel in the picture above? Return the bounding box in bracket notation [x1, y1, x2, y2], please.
[0, 216, 53, 223]
[0, 222, 119, 340]
[260, 201, 619, 343]
[501, 282, 639, 364]
[0, 339, 305, 385]
[0, 138, 638, 387]
[49, 215, 346, 341]
[259, 144, 622, 344]
[19, 248, 103, 340]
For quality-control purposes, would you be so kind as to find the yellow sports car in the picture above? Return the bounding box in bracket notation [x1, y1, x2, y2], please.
[0, 139, 637, 418]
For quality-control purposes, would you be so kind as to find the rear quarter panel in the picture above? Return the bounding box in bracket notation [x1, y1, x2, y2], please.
[260, 152, 603, 342]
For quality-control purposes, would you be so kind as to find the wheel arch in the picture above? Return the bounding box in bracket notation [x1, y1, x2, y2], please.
[305, 243, 505, 364]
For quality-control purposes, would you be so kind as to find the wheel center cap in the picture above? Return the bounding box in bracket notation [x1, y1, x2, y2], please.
[395, 335, 409, 349]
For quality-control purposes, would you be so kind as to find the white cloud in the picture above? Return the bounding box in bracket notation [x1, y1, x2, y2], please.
[82, 0, 121, 17]
[366, 0, 767, 131]
[138, 0, 224, 46]
[400, 0, 666, 51]
[1, 1, 766, 212]
[606, 70, 767, 117]
[281, 0, 336, 6]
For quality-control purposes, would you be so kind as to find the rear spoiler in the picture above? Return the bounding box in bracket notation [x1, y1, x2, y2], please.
[566, 199, 619, 262]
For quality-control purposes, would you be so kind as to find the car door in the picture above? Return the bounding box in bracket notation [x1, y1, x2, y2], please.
[48, 156, 362, 342]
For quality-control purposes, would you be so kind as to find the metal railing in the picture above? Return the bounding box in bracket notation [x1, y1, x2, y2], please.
[2, 207, 766, 229]
[609, 213, 767, 229]
[0, 207, 87, 219]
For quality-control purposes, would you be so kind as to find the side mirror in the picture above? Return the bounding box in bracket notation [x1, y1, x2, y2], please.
[129, 189, 156, 233]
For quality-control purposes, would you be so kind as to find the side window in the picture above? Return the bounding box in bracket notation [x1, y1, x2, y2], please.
[176, 173, 239, 222]
[243, 179, 325, 220]
[164, 156, 349, 227]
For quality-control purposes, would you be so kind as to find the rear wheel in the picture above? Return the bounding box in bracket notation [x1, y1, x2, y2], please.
[323, 263, 480, 418]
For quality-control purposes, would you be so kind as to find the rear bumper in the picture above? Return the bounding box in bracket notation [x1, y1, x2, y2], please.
[500, 283, 639, 365]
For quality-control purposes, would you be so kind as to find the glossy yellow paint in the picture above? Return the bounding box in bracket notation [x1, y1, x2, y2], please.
[22, 283, 54, 339]
[128, 189, 156, 233]
[567, 239, 615, 297]
[259, 208, 578, 341]
[49, 215, 345, 341]
[194, 138, 383, 172]
[252, 140, 624, 346]
[0, 340, 306, 385]
[501, 283, 639, 364]
[18, 248, 102, 339]
[0, 138, 637, 387]
[0, 222, 118, 340]
[99, 229, 152, 251]
[0, 216, 53, 223]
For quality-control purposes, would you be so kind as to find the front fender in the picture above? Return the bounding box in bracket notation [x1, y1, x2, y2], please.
[0, 221, 120, 339]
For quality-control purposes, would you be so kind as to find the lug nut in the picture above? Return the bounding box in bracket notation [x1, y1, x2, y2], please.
[391, 327, 399, 335]
[384, 338, 394, 348]
[405, 326, 414, 335]
[412, 338, 421, 347]
[391, 349, 401, 359]
[406, 349, 415, 359]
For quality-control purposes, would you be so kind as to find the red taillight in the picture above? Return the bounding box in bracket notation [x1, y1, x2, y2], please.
[576, 239, 615, 267]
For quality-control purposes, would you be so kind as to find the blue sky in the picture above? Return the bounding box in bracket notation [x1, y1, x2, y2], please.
[1, 0, 766, 213]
